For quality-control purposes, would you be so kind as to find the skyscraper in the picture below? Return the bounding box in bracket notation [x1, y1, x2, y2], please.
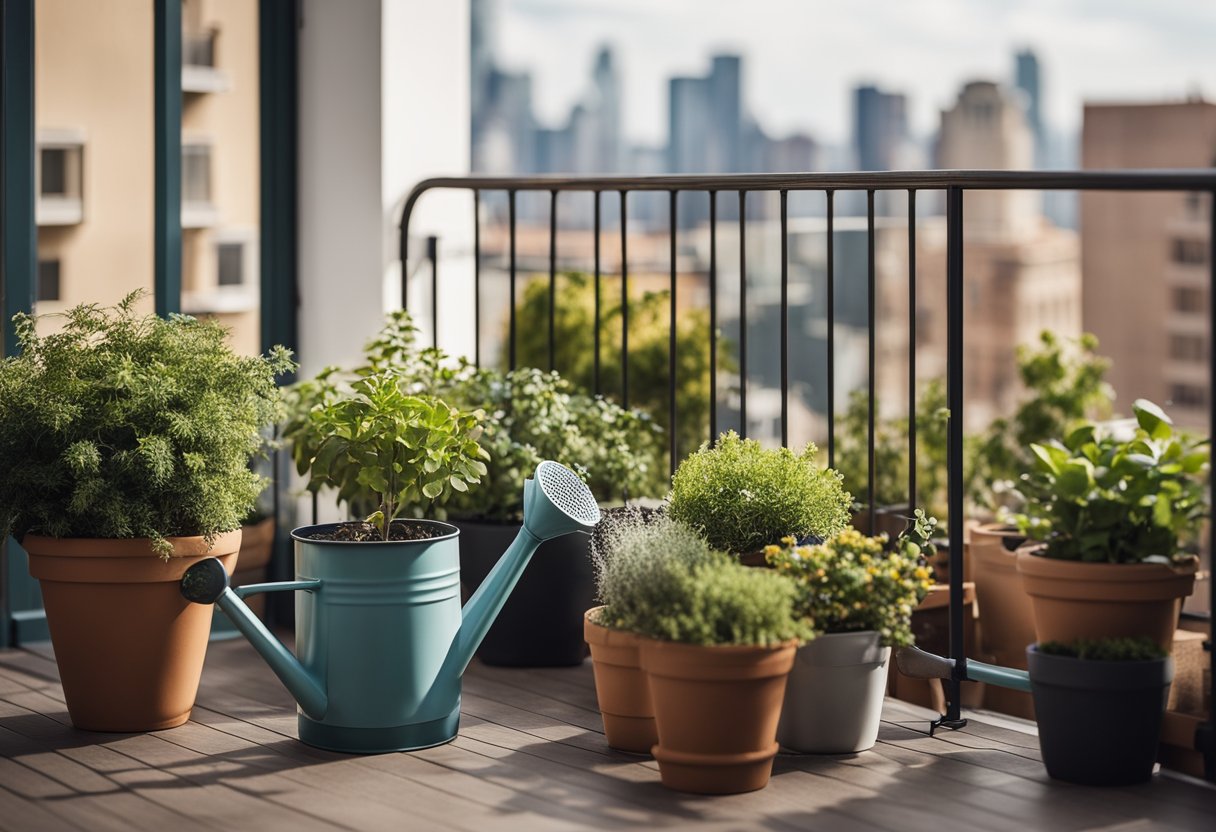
[668, 76, 711, 173]
[709, 55, 743, 172]
[853, 84, 907, 171]
[591, 46, 622, 173]
[1014, 49, 1045, 166]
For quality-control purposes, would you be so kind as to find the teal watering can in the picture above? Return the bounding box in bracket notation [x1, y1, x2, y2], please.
[181, 461, 601, 754]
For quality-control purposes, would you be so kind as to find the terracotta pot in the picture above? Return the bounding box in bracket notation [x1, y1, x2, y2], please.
[583, 607, 656, 753]
[640, 638, 796, 794]
[232, 518, 275, 619]
[24, 531, 241, 732]
[1015, 549, 1198, 653]
[970, 524, 1034, 667]
[777, 631, 890, 753]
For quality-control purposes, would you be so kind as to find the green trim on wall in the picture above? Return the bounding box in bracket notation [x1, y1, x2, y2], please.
[1, 0, 39, 649]
[154, 0, 182, 317]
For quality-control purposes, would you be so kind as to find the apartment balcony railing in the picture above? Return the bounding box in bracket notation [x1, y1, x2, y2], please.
[397, 170, 1216, 777]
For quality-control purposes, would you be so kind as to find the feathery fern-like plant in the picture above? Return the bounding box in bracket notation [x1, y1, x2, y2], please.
[0, 293, 295, 558]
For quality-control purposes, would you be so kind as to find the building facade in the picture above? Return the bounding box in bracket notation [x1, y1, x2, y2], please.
[1081, 99, 1216, 429]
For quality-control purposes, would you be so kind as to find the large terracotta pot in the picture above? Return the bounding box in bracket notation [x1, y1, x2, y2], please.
[583, 607, 656, 753]
[25, 531, 241, 732]
[777, 630, 890, 754]
[231, 518, 275, 619]
[640, 638, 796, 794]
[1015, 549, 1198, 653]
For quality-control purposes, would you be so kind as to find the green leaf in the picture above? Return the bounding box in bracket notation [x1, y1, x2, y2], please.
[1055, 459, 1094, 500]
[1133, 399, 1173, 440]
[422, 480, 444, 499]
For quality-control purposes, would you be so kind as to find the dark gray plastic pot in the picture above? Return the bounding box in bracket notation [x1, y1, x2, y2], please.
[1028, 645, 1173, 786]
[455, 519, 594, 667]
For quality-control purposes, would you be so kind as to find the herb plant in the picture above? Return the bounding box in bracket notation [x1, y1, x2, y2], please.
[590, 509, 811, 646]
[1013, 399, 1208, 563]
[765, 510, 937, 647]
[1038, 637, 1167, 662]
[0, 293, 295, 558]
[297, 372, 488, 540]
[284, 311, 666, 522]
[668, 431, 852, 555]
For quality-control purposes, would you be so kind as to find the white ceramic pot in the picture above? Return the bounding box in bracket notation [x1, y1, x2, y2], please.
[777, 630, 891, 754]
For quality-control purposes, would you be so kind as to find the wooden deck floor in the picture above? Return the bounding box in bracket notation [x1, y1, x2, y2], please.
[1, 637, 1214, 832]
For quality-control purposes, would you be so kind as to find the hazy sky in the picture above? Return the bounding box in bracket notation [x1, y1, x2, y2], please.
[494, 0, 1216, 147]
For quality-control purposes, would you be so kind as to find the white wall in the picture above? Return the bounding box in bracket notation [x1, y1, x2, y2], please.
[298, 0, 472, 379]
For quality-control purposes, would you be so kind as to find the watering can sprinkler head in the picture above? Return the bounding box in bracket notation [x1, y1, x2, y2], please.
[521, 460, 602, 541]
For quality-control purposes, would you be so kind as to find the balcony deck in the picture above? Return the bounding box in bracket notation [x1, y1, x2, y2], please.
[1, 637, 1213, 832]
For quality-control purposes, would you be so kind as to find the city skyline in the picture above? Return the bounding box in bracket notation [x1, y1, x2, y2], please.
[493, 0, 1216, 148]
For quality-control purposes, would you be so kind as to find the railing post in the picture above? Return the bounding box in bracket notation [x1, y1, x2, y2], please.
[154, 0, 183, 317]
[428, 234, 438, 349]
[1203, 188, 1216, 781]
[939, 185, 968, 731]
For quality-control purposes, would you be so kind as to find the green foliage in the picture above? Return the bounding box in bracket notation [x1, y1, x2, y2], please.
[1013, 399, 1208, 563]
[591, 509, 811, 646]
[1038, 637, 1167, 662]
[438, 367, 665, 520]
[297, 371, 488, 540]
[765, 511, 937, 647]
[668, 431, 852, 555]
[511, 271, 725, 463]
[834, 380, 958, 518]
[0, 293, 295, 557]
[974, 331, 1113, 513]
[284, 310, 665, 523]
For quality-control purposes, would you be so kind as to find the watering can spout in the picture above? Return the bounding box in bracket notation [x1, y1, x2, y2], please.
[453, 461, 602, 675]
[181, 559, 328, 720]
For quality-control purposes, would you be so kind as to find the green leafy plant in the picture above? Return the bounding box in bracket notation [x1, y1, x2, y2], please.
[1013, 399, 1208, 563]
[975, 331, 1113, 513]
[0, 293, 295, 558]
[668, 431, 852, 555]
[512, 271, 727, 462]
[834, 381, 958, 520]
[1038, 637, 1167, 662]
[590, 509, 811, 646]
[297, 372, 488, 540]
[284, 311, 666, 522]
[438, 367, 665, 520]
[765, 510, 937, 647]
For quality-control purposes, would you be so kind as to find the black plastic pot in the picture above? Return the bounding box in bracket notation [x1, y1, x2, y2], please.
[1028, 645, 1173, 786]
[455, 519, 594, 667]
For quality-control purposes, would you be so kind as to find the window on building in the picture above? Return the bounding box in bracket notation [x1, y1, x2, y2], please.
[37, 260, 61, 302]
[184, 29, 217, 68]
[1172, 286, 1204, 314]
[37, 144, 82, 200]
[1169, 383, 1207, 409]
[217, 242, 245, 286]
[1171, 238, 1206, 266]
[1169, 334, 1206, 362]
[182, 143, 212, 204]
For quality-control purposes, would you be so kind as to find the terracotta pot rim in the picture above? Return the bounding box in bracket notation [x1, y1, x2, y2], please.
[1016, 550, 1200, 579]
[22, 529, 242, 559]
[641, 638, 802, 653]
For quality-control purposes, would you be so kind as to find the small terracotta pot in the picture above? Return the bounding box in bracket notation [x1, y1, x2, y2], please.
[233, 518, 275, 619]
[583, 607, 656, 753]
[640, 638, 797, 794]
[1015, 549, 1198, 654]
[25, 531, 241, 732]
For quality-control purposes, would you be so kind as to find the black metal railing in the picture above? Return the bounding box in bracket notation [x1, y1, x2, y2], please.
[398, 169, 1216, 776]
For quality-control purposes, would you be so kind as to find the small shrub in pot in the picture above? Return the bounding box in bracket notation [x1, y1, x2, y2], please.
[668, 431, 852, 559]
[0, 293, 294, 730]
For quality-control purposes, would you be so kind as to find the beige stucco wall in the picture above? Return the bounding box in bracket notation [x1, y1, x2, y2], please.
[34, 0, 260, 355]
[35, 0, 155, 321]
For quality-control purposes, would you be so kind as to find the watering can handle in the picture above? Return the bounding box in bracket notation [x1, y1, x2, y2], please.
[895, 645, 1031, 693]
[180, 559, 328, 719]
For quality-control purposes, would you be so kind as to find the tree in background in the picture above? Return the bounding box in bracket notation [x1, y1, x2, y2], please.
[511, 272, 726, 465]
